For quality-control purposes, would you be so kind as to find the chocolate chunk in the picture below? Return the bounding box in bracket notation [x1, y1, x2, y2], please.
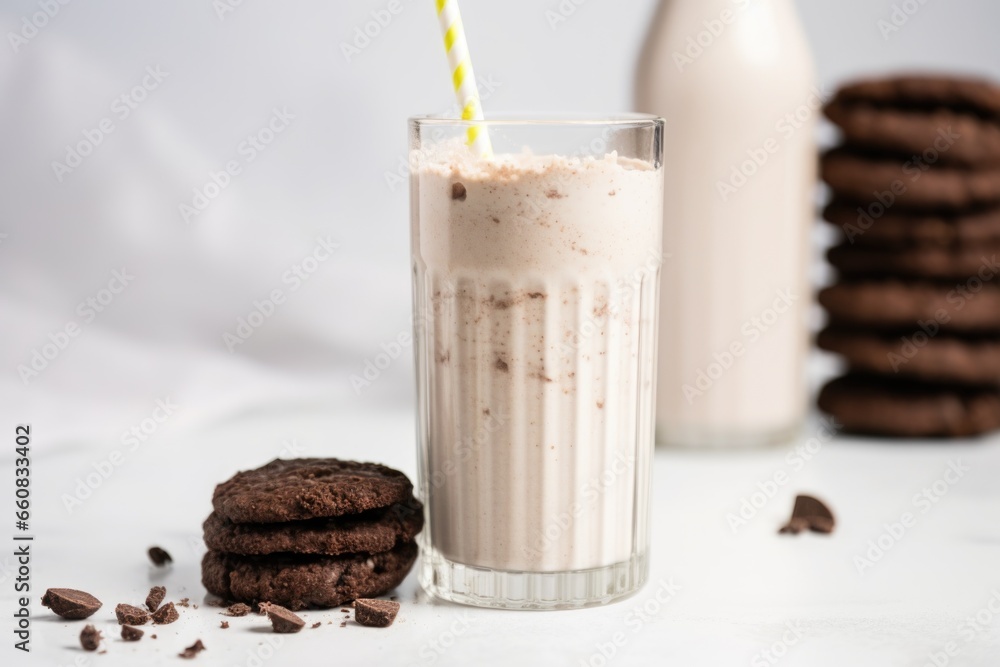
[220, 621, 229, 629]
[115, 603, 150, 625]
[451, 182, 467, 201]
[148, 546, 172, 566]
[265, 604, 305, 633]
[225, 602, 251, 617]
[354, 599, 400, 627]
[311, 621, 321, 629]
[780, 495, 836, 535]
[79, 624, 102, 651]
[41, 588, 102, 620]
[121, 625, 144, 642]
[179, 639, 205, 659]
[151, 601, 179, 624]
[145, 586, 165, 612]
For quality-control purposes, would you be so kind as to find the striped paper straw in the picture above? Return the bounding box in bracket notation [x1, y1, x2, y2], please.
[435, 0, 493, 157]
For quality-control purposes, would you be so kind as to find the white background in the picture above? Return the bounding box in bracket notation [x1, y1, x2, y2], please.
[2, 1, 1000, 666]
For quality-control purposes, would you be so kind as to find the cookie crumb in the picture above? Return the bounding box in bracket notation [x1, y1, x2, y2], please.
[225, 602, 251, 617]
[145, 586, 166, 612]
[121, 625, 144, 642]
[452, 182, 467, 201]
[115, 603, 150, 626]
[179, 639, 205, 659]
[354, 599, 400, 628]
[177, 597, 190, 608]
[147, 546, 172, 566]
[41, 588, 102, 620]
[265, 604, 305, 633]
[220, 621, 229, 629]
[80, 625, 102, 651]
[779, 494, 836, 535]
[311, 622, 321, 629]
[151, 601, 179, 625]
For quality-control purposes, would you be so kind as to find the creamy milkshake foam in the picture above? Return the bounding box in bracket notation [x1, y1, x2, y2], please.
[412, 143, 662, 573]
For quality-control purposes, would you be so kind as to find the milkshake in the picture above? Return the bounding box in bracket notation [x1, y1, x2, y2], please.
[409, 117, 663, 608]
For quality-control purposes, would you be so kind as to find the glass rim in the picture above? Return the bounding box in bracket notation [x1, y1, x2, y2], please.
[409, 112, 663, 128]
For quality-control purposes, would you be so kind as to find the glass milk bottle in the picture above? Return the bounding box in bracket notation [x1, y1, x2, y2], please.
[636, 0, 818, 447]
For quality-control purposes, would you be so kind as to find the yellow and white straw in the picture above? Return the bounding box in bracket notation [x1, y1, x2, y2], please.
[435, 0, 493, 157]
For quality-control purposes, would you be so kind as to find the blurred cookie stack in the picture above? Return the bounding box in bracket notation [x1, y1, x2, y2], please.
[816, 75, 1000, 437]
[201, 458, 422, 610]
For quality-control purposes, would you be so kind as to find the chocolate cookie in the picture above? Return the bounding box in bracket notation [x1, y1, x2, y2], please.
[825, 76, 1000, 167]
[827, 75, 1000, 119]
[822, 200, 1000, 247]
[202, 499, 423, 556]
[827, 242, 1000, 279]
[817, 326, 1000, 384]
[821, 148, 1000, 210]
[212, 458, 414, 524]
[817, 373, 1000, 437]
[818, 280, 1000, 332]
[201, 541, 417, 610]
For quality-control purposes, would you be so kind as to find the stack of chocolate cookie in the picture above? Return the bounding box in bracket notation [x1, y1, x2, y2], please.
[817, 75, 1000, 437]
[201, 458, 423, 610]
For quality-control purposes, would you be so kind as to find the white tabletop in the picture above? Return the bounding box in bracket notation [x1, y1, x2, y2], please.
[9, 405, 1000, 667]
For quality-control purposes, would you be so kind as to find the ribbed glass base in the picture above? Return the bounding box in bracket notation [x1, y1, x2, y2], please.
[419, 546, 648, 610]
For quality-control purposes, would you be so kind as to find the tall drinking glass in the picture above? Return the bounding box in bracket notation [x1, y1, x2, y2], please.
[409, 116, 664, 609]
